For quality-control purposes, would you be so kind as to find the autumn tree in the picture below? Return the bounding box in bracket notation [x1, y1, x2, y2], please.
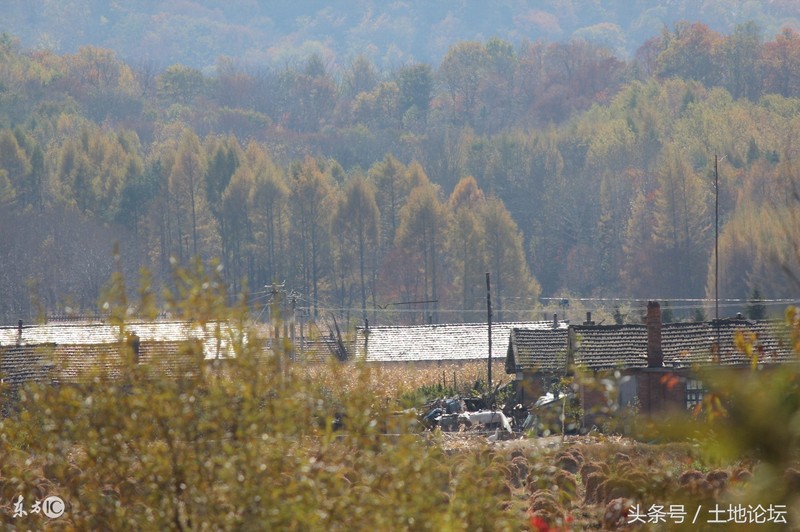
[0, 169, 13, 205]
[3, 127, 47, 210]
[55, 127, 143, 222]
[169, 129, 209, 259]
[248, 142, 289, 290]
[341, 54, 378, 100]
[538, 39, 626, 122]
[514, 41, 546, 126]
[761, 27, 800, 97]
[395, 182, 447, 322]
[351, 81, 401, 130]
[222, 164, 254, 293]
[396, 63, 433, 127]
[438, 41, 489, 127]
[116, 157, 161, 233]
[289, 158, 336, 317]
[656, 22, 722, 87]
[332, 174, 380, 320]
[446, 176, 486, 321]
[719, 22, 763, 101]
[275, 55, 337, 133]
[705, 200, 795, 304]
[584, 112, 641, 290]
[157, 64, 206, 106]
[214, 56, 258, 109]
[0, 128, 31, 207]
[480, 197, 540, 321]
[204, 135, 242, 283]
[481, 38, 517, 132]
[651, 148, 712, 297]
[369, 154, 410, 251]
[61, 45, 141, 121]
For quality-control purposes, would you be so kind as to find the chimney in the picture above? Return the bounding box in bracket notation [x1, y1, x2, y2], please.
[553, 313, 558, 328]
[646, 301, 663, 368]
[17, 320, 23, 344]
[584, 311, 594, 326]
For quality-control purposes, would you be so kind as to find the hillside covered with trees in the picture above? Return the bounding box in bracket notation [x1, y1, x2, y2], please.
[2, 14, 800, 326]
[3, 1, 800, 69]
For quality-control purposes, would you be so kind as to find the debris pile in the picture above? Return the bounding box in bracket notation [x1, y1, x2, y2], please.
[420, 395, 515, 440]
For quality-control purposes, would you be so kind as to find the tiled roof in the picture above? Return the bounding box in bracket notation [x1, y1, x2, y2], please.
[354, 321, 568, 363]
[0, 320, 242, 387]
[52, 340, 205, 383]
[1, 345, 56, 386]
[571, 324, 648, 370]
[135, 340, 201, 379]
[572, 319, 795, 371]
[53, 343, 126, 381]
[0, 341, 205, 385]
[508, 319, 797, 372]
[661, 320, 795, 367]
[505, 328, 569, 374]
[0, 320, 236, 360]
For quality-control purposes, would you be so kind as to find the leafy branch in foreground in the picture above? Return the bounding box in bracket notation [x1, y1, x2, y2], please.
[0, 262, 517, 530]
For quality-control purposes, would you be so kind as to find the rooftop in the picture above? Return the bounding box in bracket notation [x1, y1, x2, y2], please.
[355, 321, 568, 363]
[507, 318, 796, 373]
[0, 320, 237, 360]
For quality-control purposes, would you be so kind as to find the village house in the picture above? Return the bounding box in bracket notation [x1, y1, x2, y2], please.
[505, 301, 797, 427]
[4, 305, 795, 431]
[0, 316, 353, 394]
[353, 320, 569, 366]
[0, 319, 241, 395]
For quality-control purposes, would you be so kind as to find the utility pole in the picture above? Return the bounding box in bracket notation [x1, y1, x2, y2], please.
[290, 295, 297, 361]
[486, 272, 493, 391]
[715, 154, 720, 347]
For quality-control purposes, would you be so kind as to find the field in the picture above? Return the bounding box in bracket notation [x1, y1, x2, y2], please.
[3, 354, 797, 530]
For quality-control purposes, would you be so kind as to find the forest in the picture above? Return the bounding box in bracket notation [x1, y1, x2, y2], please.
[4, 1, 800, 70]
[2, 19, 800, 326]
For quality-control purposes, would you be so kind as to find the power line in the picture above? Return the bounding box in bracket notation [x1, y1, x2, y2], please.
[538, 297, 798, 303]
[301, 299, 799, 315]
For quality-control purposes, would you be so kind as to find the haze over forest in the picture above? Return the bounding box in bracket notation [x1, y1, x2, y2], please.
[2, 1, 800, 326]
[7, 1, 800, 69]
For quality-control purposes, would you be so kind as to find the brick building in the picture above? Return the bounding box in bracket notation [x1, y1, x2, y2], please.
[506, 302, 797, 426]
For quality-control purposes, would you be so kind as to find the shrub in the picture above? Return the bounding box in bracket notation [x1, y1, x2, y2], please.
[602, 497, 632, 529]
[0, 263, 521, 530]
[528, 489, 561, 513]
[583, 471, 607, 505]
[555, 452, 580, 474]
[508, 456, 530, 489]
[579, 461, 605, 485]
[553, 469, 578, 500]
[679, 469, 705, 485]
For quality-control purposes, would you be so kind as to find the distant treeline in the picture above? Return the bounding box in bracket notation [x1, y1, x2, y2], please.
[1, 22, 800, 325]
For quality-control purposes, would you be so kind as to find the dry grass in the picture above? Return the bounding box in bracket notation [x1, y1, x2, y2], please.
[295, 360, 510, 404]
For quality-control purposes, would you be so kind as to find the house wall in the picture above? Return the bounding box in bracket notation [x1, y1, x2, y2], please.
[579, 382, 610, 429]
[576, 369, 689, 430]
[513, 370, 550, 406]
[634, 368, 688, 416]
